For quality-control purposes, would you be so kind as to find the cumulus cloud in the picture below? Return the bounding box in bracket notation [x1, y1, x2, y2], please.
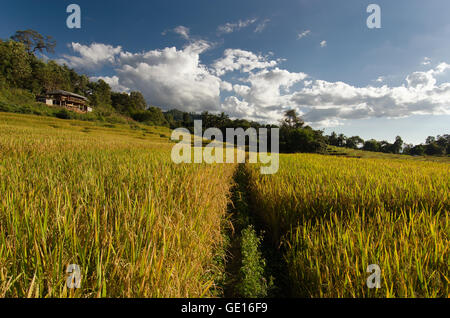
[217, 61, 450, 125]
[289, 63, 450, 125]
[57, 42, 122, 70]
[90, 75, 130, 93]
[213, 49, 278, 76]
[239, 68, 307, 108]
[297, 30, 311, 40]
[217, 18, 257, 34]
[115, 41, 224, 112]
[216, 68, 308, 122]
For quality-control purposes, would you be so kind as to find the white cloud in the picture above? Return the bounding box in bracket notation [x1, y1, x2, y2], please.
[220, 81, 233, 92]
[242, 68, 307, 107]
[432, 62, 450, 75]
[115, 41, 224, 112]
[297, 30, 311, 40]
[288, 63, 450, 125]
[213, 49, 278, 76]
[173, 26, 190, 40]
[219, 61, 450, 125]
[320, 40, 327, 47]
[217, 18, 257, 34]
[422, 57, 431, 65]
[57, 42, 122, 70]
[90, 75, 130, 93]
[255, 19, 270, 33]
[219, 68, 308, 122]
[162, 26, 191, 40]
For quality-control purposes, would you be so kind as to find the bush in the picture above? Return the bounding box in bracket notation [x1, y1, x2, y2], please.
[238, 225, 268, 298]
[280, 127, 326, 154]
[55, 108, 71, 119]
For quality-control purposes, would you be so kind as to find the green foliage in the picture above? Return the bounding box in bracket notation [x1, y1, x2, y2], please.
[88, 79, 111, 108]
[0, 40, 32, 87]
[280, 126, 326, 153]
[238, 226, 268, 298]
[131, 107, 169, 126]
[363, 139, 381, 152]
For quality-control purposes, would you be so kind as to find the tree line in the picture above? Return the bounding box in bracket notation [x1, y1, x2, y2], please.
[165, 109, 449, 157]
[326, 130, 449, 156]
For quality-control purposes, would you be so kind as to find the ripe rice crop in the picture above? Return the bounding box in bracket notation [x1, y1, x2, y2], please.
[246, 154, 449, 297]
[0, 113, 236, 297]
[1, 112, 448, 298]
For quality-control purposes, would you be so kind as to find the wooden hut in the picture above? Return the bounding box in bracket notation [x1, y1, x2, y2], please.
[37, 90, 92, 113]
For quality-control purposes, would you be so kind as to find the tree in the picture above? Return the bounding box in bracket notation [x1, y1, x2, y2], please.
[425, 143, 444, 156]
[346, 136, 364, 149]
[337, 133, 346, 147]
[328, 132, 339, 146]
[436, 135, 450, 155]
[392, 136, 403, 154]
[182, 112, 192, 127]
[130, 91, 147, 110]
[0, 40, 32, 87]
[131, 107, 169, 126]
[280, 109, 304, 129]
[89, 79, 112, 108]
[363, 139, 380, 152]
[11, 29, 56, 54]
[403, 143, 414, 155]
[280, 126, 325, 153]
[410, 145, 425, 156]
[425, 136, 436, 145]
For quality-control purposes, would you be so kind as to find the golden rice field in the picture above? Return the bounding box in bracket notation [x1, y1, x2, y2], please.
[0, 112, 235, 297]
[0, 112, 448, 298]
[246, 154, 449, 297]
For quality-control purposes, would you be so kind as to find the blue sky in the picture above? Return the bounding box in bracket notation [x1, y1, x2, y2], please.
[1, 0, 449, 144]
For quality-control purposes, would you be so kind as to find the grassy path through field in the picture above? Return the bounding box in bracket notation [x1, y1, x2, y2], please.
[222, 164, 291, 298]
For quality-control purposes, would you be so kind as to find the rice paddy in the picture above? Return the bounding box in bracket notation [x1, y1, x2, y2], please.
[0, 112, 236, 297]
[0, 112, 448, 298]
[246, 154, 449, 297]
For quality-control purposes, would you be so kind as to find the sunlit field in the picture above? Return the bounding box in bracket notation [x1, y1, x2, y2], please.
[0, 113, 235, 297]
[0, 112, 448, 298]
[246, 154, 449, 297]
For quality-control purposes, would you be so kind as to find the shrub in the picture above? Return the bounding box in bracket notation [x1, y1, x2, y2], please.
[238, 225, 268, 298]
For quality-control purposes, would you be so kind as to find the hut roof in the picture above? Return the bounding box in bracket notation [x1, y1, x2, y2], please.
[47, 90, 88, 101]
